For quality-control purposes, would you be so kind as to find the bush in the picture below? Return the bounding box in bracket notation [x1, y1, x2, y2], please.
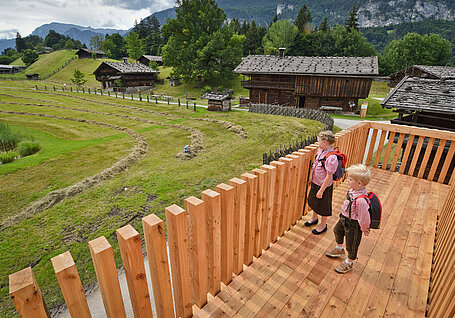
[0, 150, 18, 164]
[202, 86, 212, 94]
[0, 122, 22, 152]
[17, 140, 40, 157]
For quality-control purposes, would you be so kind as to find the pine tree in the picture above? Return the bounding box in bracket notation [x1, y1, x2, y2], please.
[15, 33, 26, 53]
[269, 13, 278, 29]
[295, 4, 312, 33]
[345, 5, 359, 32]
[319, 17, 329, 32]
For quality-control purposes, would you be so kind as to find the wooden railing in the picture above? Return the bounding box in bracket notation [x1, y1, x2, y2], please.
[7, 122, 455, 317]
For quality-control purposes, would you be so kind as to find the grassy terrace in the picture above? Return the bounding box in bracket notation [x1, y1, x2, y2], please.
[0, 80, 323, 317]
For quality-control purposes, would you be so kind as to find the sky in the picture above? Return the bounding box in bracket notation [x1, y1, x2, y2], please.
[0, 0, 175, 39]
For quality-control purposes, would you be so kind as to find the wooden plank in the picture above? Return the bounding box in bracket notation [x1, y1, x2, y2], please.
[260, 164, 276, 249]
[399, 134, 416, 174]
[287, 154, 301, 225]
[9, 267, 50, 318]
[51, 252, 91, 318]
[292, 151, 306, 223]
[365, 129, 378, 166]
[408, 136, 425, 176]
[438, 141, 455, 183]
[185, 196, 208, 308]
[269, 161, 284, 242]
[382, 131, 396, 170]
[369, 121, 455, 141]
[216, 183, 235, 284]
[88, 236, 126, 318]
[390, 132, 405, 172]
[373, 129, 387, 168]
[165, 204, 193, 318]
[320, 296, 346, 318]
[252, 169, 267, 257]
[417, 137, 435, 179]
[201, 189, 222, 296]
[278, 157, 293, 231]
[142, 214, 175, 318]
[229, 178, 247, 275]
[116, 225, 154, 318]
[241, 173, 258, 266]
[428, 139, 447, 181]
[296, 150, 312, 217]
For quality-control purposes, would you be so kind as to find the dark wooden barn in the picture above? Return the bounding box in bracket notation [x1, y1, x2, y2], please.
[76, 48, 106, 59]
[202, 93, 232, 111]
[388, 65, 455, 88]
[93, 62, 159, 90]
[234, 54, 378, 110]
[137, 55, 163, 67]
[25, 73, 39, 80]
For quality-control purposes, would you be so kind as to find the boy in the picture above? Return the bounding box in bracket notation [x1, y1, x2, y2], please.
[326, 164, 372, 273]
[306, 130, 338, 235]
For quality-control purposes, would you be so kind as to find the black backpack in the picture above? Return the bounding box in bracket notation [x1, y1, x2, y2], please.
[347, 191, 382, 229]
[318, 148, 347, 181]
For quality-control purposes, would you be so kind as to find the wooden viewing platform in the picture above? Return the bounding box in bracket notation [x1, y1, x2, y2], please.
[195, 168, 448, 317]
[8, 122, 455, 318]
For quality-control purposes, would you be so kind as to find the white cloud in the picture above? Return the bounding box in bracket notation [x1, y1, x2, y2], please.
[0, 0, 174, 38]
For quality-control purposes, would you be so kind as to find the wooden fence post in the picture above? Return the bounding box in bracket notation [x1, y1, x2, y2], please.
[142, 214, 175, 318]
[229, 178, 247, 275]
[284, 155, 299, 226]
[252, 168, 267, 257]
[9, 267, 49, 318]
[296, 149, 312, 217]
[51, 252, 91, 318]
[278, 158, 292, 232]
[165, 204, 193, 318]
[241, 173, 258, 265]
[116, 225, 154, 318]
[184, 196, 208, 309]
[216, 183, 234, 284]
[201, 189, 222, 296]
[270, 161, 285, 241]
[88, 236, 126, 318]
[260, 165, 276, 249]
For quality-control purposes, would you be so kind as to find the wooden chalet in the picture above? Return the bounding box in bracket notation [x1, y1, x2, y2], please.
[234, 53, 378, 110]
[202, 93, 232, 111]
[137, 55, 163, 66]
[76, 48, 106, 59]
[93, 62, 159, 90]
[388, 65, 455, 88]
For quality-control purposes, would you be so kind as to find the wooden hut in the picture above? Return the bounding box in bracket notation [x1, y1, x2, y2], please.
[234, 53, 378, 110]
[93, 62, 159, 90]
[25, 73, 39, 80]
[388, 65, 455, 88]
[137, 55, 163, 66]
[76, 48, 106, 59]
[168, 76, 181, 87]
[202, 93, 232, 111]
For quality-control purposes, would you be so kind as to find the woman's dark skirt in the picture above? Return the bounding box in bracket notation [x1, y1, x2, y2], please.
[308, 182, 333, 216]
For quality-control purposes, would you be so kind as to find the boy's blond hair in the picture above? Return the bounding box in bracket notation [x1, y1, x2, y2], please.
[318, 130, 335, 145]
[346, 164, 371, 185]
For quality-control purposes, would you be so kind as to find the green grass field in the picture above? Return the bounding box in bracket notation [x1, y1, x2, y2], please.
[0, 79, 324, 317]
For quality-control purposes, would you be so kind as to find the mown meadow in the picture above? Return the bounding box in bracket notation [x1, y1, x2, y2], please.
[0, 79, 324, 317]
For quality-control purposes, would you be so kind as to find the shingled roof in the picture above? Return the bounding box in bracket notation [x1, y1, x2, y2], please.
[98, 62, 158, 74]
[140, 55, 162, 62]
[234, 55, 378, 76]
[381, 76, 455, 114]
[77, 48, 106, 55]
[390, 65, 455, 80]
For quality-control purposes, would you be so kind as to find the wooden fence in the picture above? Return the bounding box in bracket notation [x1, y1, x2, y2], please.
[7, 122, 455, 317]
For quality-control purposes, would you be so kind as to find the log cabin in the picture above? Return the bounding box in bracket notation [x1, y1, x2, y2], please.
[234, 51, 378, 110]
[387, 65, 455, 88]
[76, 48, 106, 59]
[202, 93, 232, 111]
[137, 55, 163, 66]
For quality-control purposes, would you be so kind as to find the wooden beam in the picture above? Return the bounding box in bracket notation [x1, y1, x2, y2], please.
[241, 173, 258, 266]
[229, 178, 247, 275]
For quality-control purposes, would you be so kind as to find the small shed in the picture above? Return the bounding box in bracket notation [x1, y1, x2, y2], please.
[388, 65, 455, 88]
[168, 76, 181, 87]
[26, 73, 39, 80]
[76, 48, 106, 59]
[202, 93, 232, 111]
[137, 55, 163, 66]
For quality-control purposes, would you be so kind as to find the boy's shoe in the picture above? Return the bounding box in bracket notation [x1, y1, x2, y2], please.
[335, 261, 353, 274]
[326, 247, 345, 258]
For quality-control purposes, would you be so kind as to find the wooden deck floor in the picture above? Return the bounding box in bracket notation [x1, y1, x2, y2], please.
[194, 168, 450, 318]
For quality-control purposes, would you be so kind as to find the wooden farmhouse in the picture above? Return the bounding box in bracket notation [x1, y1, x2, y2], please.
[137, 55, 163, 66]
[388, 65, 455, 88]
[0, 65, 23, 74]
[202, 93, 232, 111]
[76, 48, 106, 59]
[234, 53, 378, 110]
[93, 62, 159, 90]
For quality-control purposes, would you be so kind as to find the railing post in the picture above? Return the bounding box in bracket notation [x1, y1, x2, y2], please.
[252, 169, 267, 257]
[142, 214, 175, 318]
[9, 267, 49, 318]
[229, 178, 247, 275]
[241, 173, 258, 265]
[88, 236, 126, 318]
[201, 189, 222, 296]
[270, 161, 285, 241]
[51, 252, 91, 318]
[116, 225, 154, 318]
[278, 158, 292, 232]
[216, 183, 234, 284]
[165, 204, 192, 318]
[260, 165, 276, 249]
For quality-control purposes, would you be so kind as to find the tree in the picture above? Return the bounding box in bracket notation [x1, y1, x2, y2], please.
[319, 17, 329, 32]
[125, 31, 144, 60]
[295, 4, 313, 34]
[161, 0, 244, 83]
[262, 20, 299, 54]
[243, 20, 261, 55]
[90, 35, 104, 50]
[269, 13, 278, 29]
[22, 49, 38, 65]
[102, 33, 125, 59]
[0, 56, 13, 64]
[16, 33, 26, 53]
[64, 39, 74, 49]
[71, 70, 87, 87]
[345, 5, 359, 32]
[331, 25, 376, 56]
